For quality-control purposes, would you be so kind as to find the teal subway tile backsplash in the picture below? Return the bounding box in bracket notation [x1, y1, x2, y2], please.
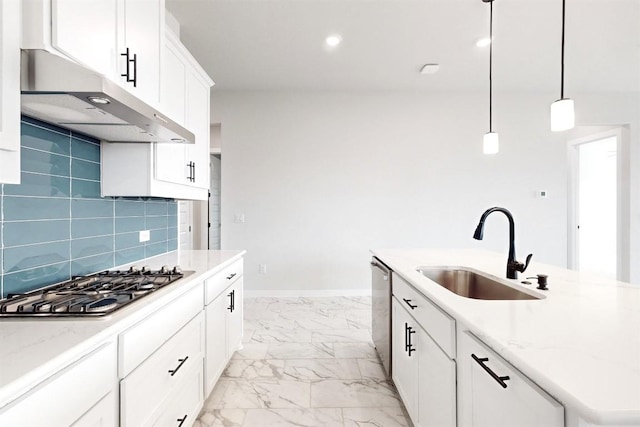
[0, 117, 178, 298]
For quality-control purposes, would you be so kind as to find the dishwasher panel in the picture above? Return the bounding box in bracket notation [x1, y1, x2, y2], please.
[371, 256, 391, 377]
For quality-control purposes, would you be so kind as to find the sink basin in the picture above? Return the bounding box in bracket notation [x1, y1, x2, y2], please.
[416, 267, 542, 300]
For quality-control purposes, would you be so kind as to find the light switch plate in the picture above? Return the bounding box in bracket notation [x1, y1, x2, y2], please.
[139, 230, 150, 242]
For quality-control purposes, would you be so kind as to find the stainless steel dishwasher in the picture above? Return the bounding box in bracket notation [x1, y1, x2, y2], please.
[371, 256, 392, 376]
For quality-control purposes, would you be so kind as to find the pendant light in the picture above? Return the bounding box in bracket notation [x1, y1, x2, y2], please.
[483, 0, 499, 154]
[550, 0, 575, 131]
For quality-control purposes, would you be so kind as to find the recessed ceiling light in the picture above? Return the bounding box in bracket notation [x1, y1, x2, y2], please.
[420, 64, 440, 74]
[325, 34, 342, 48]
[476, 37, 491, 47]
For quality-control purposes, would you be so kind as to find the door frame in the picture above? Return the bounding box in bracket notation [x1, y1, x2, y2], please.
[567, 126, 630, 281]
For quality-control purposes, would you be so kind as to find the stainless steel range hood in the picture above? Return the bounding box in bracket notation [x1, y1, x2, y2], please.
[20, 50, 194, 144]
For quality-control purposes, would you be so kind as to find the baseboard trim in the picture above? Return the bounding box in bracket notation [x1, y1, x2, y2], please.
[245, 289, 372, 298]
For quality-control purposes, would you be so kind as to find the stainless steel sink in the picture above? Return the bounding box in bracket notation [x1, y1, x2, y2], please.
[416, 267, 542, 300]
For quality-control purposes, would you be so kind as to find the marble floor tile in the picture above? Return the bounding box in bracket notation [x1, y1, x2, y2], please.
[231, 342, 270, 360]
[283, 358, 362, 381]
[357, 359, 387, 380]
[312, 329, 373, 343]
[208, 378, 311, 409]
[242, 408, 343, 427]
[198, 296, 411, 426]
[266, 342, 335, 359]
[310, 379, 401, 408]
[334, 342, 378, 359]
[223, 359, 285, 379]
[343, 407, 411, 427]
[194, 408, 246, 427]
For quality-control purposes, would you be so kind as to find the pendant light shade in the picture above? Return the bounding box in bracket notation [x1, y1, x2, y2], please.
[551, 0, 575, 131]
[550, 98, 575, 131]
[483, 0, 498, 154]
[483, 132, 499, 154]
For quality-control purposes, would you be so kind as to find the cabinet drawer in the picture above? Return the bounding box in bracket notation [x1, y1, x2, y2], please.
[152, 361, 204, 427]
[119, 283, 203, 377]
[0, 341, 116, 426]
[460, 331, 564, 427]
[393, 273, 456, 359]
[205, 258, 243, 305]
[121, 311, 204, 427]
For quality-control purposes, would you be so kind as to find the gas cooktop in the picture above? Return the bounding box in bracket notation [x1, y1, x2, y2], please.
[0, 266, 192, 317]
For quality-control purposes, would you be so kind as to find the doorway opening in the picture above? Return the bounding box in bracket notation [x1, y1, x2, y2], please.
[568, 126, 630, 281]
[209, 154, 221, 249]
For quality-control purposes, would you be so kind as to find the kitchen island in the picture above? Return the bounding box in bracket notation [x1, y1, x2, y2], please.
[373, 248, 640, 426]
[0, 249, 245, 425]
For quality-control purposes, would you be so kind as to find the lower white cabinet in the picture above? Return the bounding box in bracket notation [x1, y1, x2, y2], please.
[204, 260, 244, 396]
[0, 341, 117, 426]
[458, 331, 565, 427]
[392, 297, 456, 427]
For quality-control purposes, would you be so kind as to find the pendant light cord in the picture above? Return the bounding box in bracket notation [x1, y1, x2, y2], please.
[489, 0, 493, 132]
[560, 0, 565, 99]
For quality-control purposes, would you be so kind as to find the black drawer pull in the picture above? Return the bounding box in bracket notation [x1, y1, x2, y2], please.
[177, 415, 188, 427]
[402, 298, 417, 309]
[471, 354, 510, 388]
[168, 356, 189, 376]
[226, 273, 237, 280]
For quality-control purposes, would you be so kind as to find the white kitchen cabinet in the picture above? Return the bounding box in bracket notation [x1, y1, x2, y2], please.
[392, 297, 420, 421]
[204, 258, 244, 396]
[0, 341, 117, 426]
[156, 28, 212, 190]
[119, 284, 204, 426]
[0, 0, 21, 184]
[116, 0, 163, 106]
[71, 392, 117, 427]
[458, 331, 564, 427]
[391, 273, 456, 427]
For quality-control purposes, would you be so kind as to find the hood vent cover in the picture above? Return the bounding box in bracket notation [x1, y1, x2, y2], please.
[21, 50, 194, 144]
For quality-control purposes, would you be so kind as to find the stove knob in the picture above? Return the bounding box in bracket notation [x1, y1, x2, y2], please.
[141, 265, 151, 274]
[160, 265, 170, 274]
[172, 265, 182, 274]
[128, 266, 139, 273]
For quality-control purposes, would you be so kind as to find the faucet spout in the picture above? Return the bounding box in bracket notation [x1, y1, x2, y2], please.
[473, 207, 532, 279]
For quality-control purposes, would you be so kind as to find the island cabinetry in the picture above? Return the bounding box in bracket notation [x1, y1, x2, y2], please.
[0, 341, 118, 426]
[0, 0, 21, 184]
[392, 273, 457, 427]
[204, 258, 244, 395]
[458, 331, 564, 427]
[119, 283, 204, 427]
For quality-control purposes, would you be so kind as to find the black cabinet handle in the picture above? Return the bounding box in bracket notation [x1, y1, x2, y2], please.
[186, 162, 195, 182]
[228, 289, 235, 312]
[404, 322, 416, 356]
[192, 162, 196, 182]
[177, 415, 188, 427]
[168, 356, 189, 376]
[120, 48, 137, 86]
[226, 273, 237, 280]
[471, 354, 510, 388]
[402, 298, 417, 310]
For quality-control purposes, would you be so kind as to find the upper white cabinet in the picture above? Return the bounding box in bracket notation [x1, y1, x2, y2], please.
[23, 0, 162, 108]
[116, 0, 162, 106]
[0, 0, 21, 184]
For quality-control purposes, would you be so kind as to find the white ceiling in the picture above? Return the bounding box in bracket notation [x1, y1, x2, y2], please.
[166, 0, 640, 92]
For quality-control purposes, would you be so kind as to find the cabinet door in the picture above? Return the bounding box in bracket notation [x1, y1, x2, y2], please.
[391, 298, 419, 423]
[119, 0, 162, 106]
[417, 328, 456, 427]
[51, 0, 117, 78]
[71, 391, 116, 427]
[205, 291, 228, 395]
[0, 0, 21, 184]
[185, 70, 210, 189]
[461, 332, 564, 427]
[227, 278, 244, 355]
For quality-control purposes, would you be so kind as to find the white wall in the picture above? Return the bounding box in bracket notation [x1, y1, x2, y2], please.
[211, 90, 639, 293]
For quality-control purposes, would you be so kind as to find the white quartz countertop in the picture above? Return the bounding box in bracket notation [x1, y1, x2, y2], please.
[371, 248, 640, 425]
[0, 249, 245, 408]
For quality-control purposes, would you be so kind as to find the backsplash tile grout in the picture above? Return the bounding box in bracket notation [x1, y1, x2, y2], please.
[0, 118, 178, 298]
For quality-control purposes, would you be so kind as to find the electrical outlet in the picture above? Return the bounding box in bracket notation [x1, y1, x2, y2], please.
[139, 230, 150, 242]
[259, 264, 267, 274]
